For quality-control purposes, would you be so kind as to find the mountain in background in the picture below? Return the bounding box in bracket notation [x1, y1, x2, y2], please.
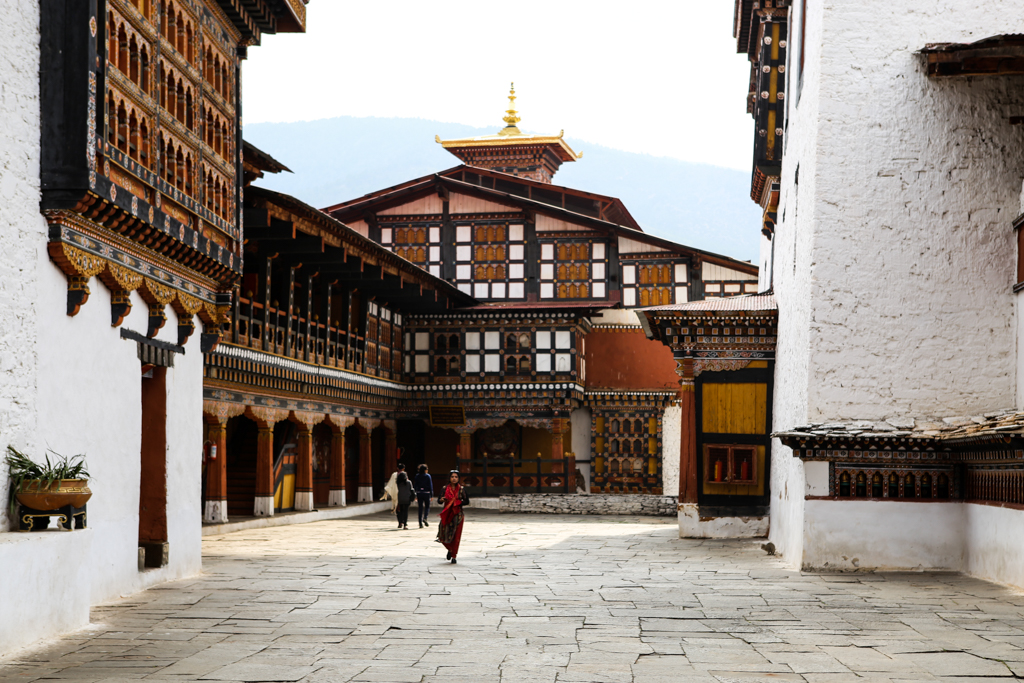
[244, 117, 762, 262]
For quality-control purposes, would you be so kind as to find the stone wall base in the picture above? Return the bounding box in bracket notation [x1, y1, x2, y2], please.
[480, 493, 677, 516]
[678, 503, 769, 538]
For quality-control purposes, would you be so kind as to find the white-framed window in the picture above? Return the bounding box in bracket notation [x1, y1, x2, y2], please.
[456, 264, 472, 279]
[415, 332, 430, 350]
[555, 331, 571, 349]
[555, 353, 571, 372]
[456, 225, 471, 242]
[536, 331, 552, 349]
[510, 224, 524, 241]
[540, 264, 554, 280]
[465, 332, 481, 349]
[593, 282, 606, 298]
[541, 243, 554, 260]
[429, 227, 441, 242]
[491, 282, 506, 298]
[622, 265, 636, 285]
[510, 263, 524, 279]
[510, 245, 524, 260]
[593, 262, 606, 280]
[675, 286, 689, 302]
[623, 289, 636, 307]
[593, 242, 606, 259]
[415, 355, 429, 373]
[484, 354, 500, 372]
[456, 246, 471, 261]
[509, 282, 525, 298]
[540, 283, 554, 298]
[474, 283, 489, 298]
[465, 355, 480, 373]
[381, 228, 392, 244]
[536, 353, 551, 372]
[484, 331, 500, 349]
[675, 263, 688, 283]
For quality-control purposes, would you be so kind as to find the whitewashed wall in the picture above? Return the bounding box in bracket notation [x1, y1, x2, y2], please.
[0, 0, 204, 653]
[660, 404, 680, 498]
[36, 268, 205, 605]
[764, 0, 822, 563]
[0, 0, 43, 533]
[807, 2, 1023, 421]
[769, 0, 1024, 567]
[570, 407, 591, 492]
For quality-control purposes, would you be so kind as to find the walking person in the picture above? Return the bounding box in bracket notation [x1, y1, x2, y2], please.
[435, 470, 469, 563]
[395, 471, 414, 530]
[381, 462, 406, 526]
[414, 464, 433, 528]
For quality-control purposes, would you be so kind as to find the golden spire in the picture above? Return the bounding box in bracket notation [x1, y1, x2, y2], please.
[500, 82, 522, 136]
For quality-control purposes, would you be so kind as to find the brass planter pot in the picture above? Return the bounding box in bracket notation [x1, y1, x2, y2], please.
[15, 479, 92, 511]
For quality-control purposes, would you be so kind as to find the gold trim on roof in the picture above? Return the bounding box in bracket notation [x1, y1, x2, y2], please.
[435, 85, 583, 162]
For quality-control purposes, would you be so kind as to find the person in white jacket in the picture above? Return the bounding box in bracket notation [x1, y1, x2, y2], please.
[381, 462, 406, 521]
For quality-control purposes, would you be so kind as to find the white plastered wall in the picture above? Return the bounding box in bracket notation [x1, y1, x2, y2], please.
[570, 408, 591, 492]
[35, 270, 205, 606]
[0, 0, 203, 649]
[0, 0, 43, 534]
[660, 404, 680, 498]
[770, 0, 1024, 568]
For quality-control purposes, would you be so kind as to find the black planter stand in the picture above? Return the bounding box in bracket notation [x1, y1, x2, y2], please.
[17, 503, 87, 531]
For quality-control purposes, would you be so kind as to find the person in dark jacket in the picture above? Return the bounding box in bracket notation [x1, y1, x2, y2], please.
[414, 464, 434, 528]
[395, 471, 415, 530]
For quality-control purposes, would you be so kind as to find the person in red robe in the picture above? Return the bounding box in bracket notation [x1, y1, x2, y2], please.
[435, 470, 469, 563]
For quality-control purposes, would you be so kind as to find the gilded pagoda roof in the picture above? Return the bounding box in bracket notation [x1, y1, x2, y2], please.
[437, 84, 582, 163]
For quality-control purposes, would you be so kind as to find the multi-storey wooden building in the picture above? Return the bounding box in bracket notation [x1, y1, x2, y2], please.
[202, 92, 761, 522]
[0, 0, 307, 654]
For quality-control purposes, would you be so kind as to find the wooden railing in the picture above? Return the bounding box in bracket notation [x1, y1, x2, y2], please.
[460, 457, 575, 496]
[225, 295, 400, 379]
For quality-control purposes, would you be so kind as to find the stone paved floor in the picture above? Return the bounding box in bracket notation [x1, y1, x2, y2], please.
[4, 511, 1024, 683]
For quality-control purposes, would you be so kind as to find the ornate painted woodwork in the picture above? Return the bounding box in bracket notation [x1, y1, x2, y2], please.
[40, 0, 306, 339]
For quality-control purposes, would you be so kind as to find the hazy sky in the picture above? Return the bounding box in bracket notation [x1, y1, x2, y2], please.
[242, 1, 754, 172]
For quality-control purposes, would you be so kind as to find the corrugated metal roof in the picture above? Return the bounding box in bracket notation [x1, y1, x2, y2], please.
[638, 293, 777, 313]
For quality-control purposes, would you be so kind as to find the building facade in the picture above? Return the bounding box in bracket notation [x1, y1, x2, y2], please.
[204, 97, 763, 524]
[723, 0, 1024, 584]
[0, 0, 307, 654]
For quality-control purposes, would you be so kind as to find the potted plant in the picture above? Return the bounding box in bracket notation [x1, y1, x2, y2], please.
[5, 446, 92, 517]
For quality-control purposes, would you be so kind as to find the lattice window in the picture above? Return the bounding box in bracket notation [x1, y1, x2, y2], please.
[539, 240, 607, 300]
[621, 260, 688, 308]
[834, 466, 953, 499]
[454, 222, 526, 299]
[591, 412, 663, 494]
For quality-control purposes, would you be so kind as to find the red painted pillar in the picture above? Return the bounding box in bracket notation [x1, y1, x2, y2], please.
[458, 431, 472, 474]
[384, 428, 398, 475]
[358, 426, 372, 502]
[204, 419, 228, 523]
[255, 425, 275, 516]
[678, 359, 698, 504]
[295, 425, 314, 511]
[329, 428, 346, 506]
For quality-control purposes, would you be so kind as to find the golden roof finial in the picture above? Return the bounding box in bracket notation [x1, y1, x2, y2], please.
[500, 82, 521, 136]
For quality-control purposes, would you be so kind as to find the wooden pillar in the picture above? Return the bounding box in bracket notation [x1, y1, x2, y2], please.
[457, 429, 472, 474]
[329, 428, 346, 506]
[204, 418, 228, 523]
[254, 424, 276, 517]
[678, 358, 698, 505]
[384, 420, 398, 475]
[357, 424, 373, 502]
[294, 425, 314, 512]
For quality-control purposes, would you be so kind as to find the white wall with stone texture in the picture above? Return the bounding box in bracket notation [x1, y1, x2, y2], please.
[803, 500, 965, 571]
[0, 0, 204, 653]
[0, 0, 43, 533]
[764, 0, 821, 563]
[769, 0, 1024, 569]
[660, 404, 680, 498]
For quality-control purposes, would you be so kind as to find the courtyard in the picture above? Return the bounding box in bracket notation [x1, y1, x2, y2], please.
[3, 511, 1024, 683]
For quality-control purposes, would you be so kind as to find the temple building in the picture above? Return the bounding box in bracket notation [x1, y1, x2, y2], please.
[200, 88, 764, 523]
[665, 0, 1024, 586]
[0, 0, 307, 654]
